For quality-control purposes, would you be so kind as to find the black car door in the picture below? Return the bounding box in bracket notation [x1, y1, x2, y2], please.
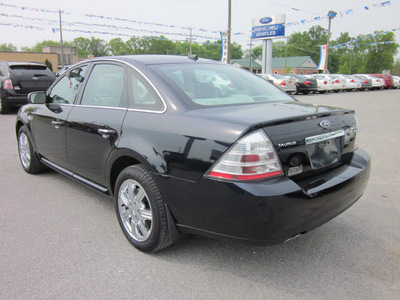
[66, 62, 128, 187]
[29, 65, 88, 168]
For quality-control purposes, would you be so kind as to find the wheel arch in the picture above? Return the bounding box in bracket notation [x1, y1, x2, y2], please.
[107, 148, 158, 196]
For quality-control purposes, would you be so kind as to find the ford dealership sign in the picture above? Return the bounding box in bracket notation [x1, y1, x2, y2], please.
[252, 14, 286, 39]
[259, 17, 273, 24]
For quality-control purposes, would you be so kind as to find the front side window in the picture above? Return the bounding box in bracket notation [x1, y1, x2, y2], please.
[80, 64, 125, 108]
[49, 65, 87, 104]
[151, 63, 293, 108]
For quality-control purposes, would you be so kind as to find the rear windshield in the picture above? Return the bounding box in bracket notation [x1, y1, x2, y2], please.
[150, 63, 293, 108]
[9, 65, 47, 71]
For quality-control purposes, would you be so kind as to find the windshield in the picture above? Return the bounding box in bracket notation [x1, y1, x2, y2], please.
[150, 63, 293, 108]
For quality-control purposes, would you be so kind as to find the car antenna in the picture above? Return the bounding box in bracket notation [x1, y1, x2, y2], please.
[188, 54, 198, 61]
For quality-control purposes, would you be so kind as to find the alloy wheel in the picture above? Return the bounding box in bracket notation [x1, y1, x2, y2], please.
[118, 179, 153, 242]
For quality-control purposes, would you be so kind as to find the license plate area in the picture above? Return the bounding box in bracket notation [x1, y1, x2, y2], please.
[305, 130, 345, 169]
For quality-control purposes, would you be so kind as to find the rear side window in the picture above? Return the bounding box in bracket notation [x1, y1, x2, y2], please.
[128, 68, 165, 111]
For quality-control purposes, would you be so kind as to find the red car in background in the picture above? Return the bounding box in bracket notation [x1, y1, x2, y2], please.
[369, 74, 394, 89]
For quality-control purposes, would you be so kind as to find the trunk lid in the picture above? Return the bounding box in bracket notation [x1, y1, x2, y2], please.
[189, 101, 357, 178]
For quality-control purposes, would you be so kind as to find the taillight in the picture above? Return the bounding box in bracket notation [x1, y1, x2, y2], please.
[364, 80, 368, 84]
[334, 80, 339, 84]
[350, 79, 354, 83]
[280, 81, 286, 86]
[3, 79, 13, 89]
[304, 80, 310, 85]
[323, 81, 327, 85]
[206, 130, 283, 181]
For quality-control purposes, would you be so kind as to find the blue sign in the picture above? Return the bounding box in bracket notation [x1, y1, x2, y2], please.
[251, 24, 285, 39]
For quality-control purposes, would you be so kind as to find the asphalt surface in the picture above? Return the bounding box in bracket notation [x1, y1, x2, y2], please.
[1, 89, 399, 299]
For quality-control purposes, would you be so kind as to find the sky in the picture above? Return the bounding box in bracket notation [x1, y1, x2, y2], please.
[1, 0, 399, 56]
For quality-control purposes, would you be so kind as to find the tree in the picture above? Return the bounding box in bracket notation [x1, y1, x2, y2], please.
[70, 37, 108, 57]
[108, 38, 128, 55]
[0, 43, 17, 52]
[22, 40, 60, 52]
[44, 59, 53, 71]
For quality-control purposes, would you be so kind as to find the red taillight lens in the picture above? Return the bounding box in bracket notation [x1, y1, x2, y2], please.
[334, 79, 339, 83]
[364, 80, 368, 84]
[323, 81, 327, 85]
[304, 80, 310, 85]
[3, 79, 13, 89]
[280, 81, 286, 86]
[350, 79, 354, 83]
[206, 130, 283, 181]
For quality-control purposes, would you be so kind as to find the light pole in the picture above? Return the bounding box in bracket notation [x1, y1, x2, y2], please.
[325, 10, 337, 73]
[227, 0, 231, 63]
[59, 10, 64, 67]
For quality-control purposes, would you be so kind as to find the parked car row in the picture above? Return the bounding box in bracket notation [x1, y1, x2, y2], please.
[258, 72, 400, 95]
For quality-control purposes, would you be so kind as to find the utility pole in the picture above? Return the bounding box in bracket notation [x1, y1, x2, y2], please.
[227, 0, 231, 63]
[59, 10, 64, 67]
[326, 11, 337, 73]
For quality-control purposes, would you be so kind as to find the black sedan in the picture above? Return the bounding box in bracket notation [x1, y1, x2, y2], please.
[285, 74, 318, 94]
[16, 55, 371, 252]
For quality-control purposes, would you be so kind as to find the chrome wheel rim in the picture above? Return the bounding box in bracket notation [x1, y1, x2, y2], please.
[118, 179, 153, 242]
[19, 133, 31, 169]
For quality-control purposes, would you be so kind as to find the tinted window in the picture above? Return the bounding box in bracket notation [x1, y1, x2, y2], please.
[151, 63, 292, 108]
[9, 65, 47, 70]
[80, 64, 125, 108]
[49, 65, 87, 104]
[129, 69, 164, 111]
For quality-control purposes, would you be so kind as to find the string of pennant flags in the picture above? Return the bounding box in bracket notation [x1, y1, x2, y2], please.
[0, 1, 394, 39]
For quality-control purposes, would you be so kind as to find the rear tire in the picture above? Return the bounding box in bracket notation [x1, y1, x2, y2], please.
[115, 165, 172, 253]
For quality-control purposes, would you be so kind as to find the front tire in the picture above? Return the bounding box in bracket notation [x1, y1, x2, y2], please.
[115, 165, 172, 253]
[18, 126, 46, 174]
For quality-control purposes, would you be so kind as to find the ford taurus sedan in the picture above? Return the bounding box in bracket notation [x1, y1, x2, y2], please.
[16, 55, 371, 253]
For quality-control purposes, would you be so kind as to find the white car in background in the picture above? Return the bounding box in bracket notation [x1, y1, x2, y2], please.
[336, 75, 361, 91]
[258, 74, 296, 94]
[360, 74, 385, 90]
[309, 74, 333, 93]
[329, 75, 346, 92]
[390, 76, 400, 89]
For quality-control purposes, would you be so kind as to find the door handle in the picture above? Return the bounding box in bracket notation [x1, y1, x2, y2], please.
[51, 120, 64, 128]
[98, 128, 116, 139]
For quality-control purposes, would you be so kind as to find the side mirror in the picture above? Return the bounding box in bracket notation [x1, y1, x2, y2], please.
[28, 91, 46, 104]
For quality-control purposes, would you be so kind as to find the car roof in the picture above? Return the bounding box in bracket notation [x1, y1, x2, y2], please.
[81, 55, 220, 66]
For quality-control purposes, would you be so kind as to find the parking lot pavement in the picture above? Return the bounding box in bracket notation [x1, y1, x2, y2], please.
[1, 90, 400, 299]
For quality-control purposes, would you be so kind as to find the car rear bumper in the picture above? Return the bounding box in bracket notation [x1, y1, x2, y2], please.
[1, 90, 29, 106]
[155, 148, 371, 245]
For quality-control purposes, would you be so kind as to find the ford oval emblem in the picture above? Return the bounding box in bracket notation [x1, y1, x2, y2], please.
[259, 17, 273, 24]
[319, 120, 332, 129]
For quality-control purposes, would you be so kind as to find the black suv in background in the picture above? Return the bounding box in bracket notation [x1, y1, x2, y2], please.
[0, 61, 56, 114]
